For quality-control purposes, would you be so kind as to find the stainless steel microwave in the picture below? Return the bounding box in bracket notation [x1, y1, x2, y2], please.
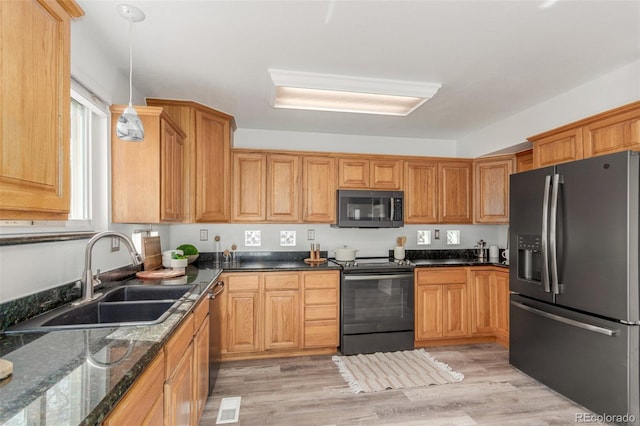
[334, 190, 404, 228]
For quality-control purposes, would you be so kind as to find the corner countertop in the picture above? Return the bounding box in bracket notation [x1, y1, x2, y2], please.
[0, 266, 222, 426]
[412, 258, 509, 269]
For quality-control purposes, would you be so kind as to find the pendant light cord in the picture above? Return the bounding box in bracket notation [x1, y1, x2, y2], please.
[128, 19, 133, 108]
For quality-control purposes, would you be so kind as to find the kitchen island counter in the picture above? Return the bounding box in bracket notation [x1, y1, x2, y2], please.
[0, 267, 222, 426]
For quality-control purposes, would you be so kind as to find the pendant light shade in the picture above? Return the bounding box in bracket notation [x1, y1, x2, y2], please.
[116, 4, 145, 142]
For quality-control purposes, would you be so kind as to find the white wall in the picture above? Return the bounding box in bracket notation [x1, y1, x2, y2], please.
[457, 60, 640, 158]
[234, 129, 457, 157]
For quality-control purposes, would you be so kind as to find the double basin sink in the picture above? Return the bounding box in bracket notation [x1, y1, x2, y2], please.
[5, 284, 196, 334]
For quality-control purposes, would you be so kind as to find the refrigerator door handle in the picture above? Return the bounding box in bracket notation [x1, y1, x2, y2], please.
[550, 173, 562, 294]
[511, 301, 619, 336]
[541, 175, 552, 293]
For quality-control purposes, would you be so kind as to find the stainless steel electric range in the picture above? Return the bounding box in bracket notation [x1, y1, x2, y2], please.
[332, 258, 415, 355]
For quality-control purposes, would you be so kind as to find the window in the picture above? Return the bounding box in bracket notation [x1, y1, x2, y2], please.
[70, 98, 91, 221]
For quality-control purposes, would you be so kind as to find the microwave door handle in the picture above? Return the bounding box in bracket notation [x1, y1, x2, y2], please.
[390, 197, 394, 221]
[541, 175, 552, 293]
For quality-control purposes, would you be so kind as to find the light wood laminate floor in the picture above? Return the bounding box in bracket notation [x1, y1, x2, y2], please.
[201, 344, 608, 425]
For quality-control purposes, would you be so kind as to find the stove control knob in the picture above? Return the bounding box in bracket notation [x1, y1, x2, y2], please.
[353, 261, 358, 267]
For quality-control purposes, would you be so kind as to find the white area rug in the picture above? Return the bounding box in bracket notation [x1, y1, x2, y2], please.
[332, 349, 464, 394]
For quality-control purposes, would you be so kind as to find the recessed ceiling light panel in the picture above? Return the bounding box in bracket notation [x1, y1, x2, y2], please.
[268, 69, 441, 116]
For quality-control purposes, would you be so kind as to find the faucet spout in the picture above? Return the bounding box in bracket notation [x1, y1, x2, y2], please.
[77, 231, 143, 304]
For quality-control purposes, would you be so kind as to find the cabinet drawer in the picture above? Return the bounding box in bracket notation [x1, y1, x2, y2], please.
[417, 268, 466, 285]
[305, 304, 337, 321]
[305, 288, 338, 305]
[264, 273, 300, 291]
[226, 274, 260, 292]
[303, 271, 339, 289]
[165, 314, 194, 377]
[304, 320, 338, 348]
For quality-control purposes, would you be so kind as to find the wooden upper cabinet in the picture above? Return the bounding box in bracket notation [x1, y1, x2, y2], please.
[232, 152, 266, 222]
[404, 160, 438, 223]
[231, 152, 300, 223]
[515, 149, 533, 173]
[531, 127, 583, 168]
[0, 0, 83, 220]
[338, 157, 402, 189]
[111, 105, 186, 223]
[529, 102, 640, 169]
[473, 156, 513, 224]
[146, 98, 236, 223]
[582, 105, 640, 158]
[338, 158, 369, 188]
[438, 161, 472, 223]
[302, 156, 336, 223]
[267, 154, 300, 222]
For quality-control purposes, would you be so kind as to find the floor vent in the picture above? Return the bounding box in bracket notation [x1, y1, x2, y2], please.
[216, 396, 242, 424]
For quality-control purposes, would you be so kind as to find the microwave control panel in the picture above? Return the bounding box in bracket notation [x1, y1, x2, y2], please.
[393, 198, 403, 221]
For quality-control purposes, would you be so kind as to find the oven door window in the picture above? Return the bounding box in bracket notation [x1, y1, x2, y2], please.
[341, 274, 414, 334]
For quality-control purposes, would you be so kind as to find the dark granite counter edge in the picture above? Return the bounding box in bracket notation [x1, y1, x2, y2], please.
[81, 269, 222, 425]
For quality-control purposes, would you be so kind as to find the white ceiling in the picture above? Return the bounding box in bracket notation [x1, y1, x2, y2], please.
[76, 0, 640, 141]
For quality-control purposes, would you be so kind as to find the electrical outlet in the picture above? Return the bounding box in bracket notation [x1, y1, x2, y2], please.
[200, 229, 208, 241]
[307, 229, 315, 240]
[110, 236, 120, 252]
[434, 229, 440, 240]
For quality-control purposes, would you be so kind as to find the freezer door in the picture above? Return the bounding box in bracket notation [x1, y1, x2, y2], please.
[554, 151, 639, 322]
[509, 166, 555, 303]
[510, 294, 639, 423]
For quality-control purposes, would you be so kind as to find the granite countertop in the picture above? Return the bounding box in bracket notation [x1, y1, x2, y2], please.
[0, 267, 222, 426]
[412, 258, 509, 268]
[195, 251, 341, 272]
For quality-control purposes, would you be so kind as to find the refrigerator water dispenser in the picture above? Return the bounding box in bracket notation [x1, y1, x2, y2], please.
[517, 234, 542, 282]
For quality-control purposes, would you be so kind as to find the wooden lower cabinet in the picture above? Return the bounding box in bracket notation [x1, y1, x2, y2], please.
[415, 266, 509, 347]
[219, 270, 339, 358]
[103, 351, 165, 426]
[415, 268, 469, 342]
[105, 297, 211, 426]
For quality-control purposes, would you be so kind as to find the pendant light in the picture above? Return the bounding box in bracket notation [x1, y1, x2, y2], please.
[116, 4, 145, 142]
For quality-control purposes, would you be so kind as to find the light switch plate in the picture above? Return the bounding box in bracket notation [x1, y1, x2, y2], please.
[199, 229, 208, 241]
[417, 230, 431, 245]
[446, 230, 460, 245]
[280, 231, 296, 246]
[244, 230, 261, 247]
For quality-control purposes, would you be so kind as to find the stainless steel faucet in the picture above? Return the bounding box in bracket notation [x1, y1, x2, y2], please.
[77, 231, 143, 304]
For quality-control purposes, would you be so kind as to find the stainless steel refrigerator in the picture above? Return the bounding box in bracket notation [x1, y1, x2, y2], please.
[509, 150, 639, 424]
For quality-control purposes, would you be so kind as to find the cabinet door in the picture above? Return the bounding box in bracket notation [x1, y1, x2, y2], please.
[515, 149, 534, 172]
[194, 109, 232, 222]
[227, 291, 262, 353]
[302, 156, 336, 223]
[267, 154, 300, 222]
[0, 0, 77, 220]
[443, 283, 469, 337]
[338, 158, 369, 188]
[370, 159, 402, 189]
[232, 152, 266, 221]
[531, 127, 583, 168]
[470, 270, 497, 335]
[264, 290, 300, 350]
[103, 352, 165, 426]
[438, 161, 472, 223]
[161, 119, 185, 222]
[404, 161, 438, 223]
[495, 270, 510, 347]
[582, 107, 640, 158]
[193, 314, 210, 422]
[415, 284, 443, 340]
[164, 342, 194, 426]
[473, 157, 513, 224]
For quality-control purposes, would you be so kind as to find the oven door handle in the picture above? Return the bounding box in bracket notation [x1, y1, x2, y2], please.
[343, 273, 414, 281]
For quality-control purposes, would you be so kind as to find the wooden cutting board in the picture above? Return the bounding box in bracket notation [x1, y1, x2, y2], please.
[143, 236, 162, 271]
[136, 268, 185, 279]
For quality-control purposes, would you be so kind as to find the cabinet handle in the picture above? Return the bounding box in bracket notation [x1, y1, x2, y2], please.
[209, 281, 225, 299]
